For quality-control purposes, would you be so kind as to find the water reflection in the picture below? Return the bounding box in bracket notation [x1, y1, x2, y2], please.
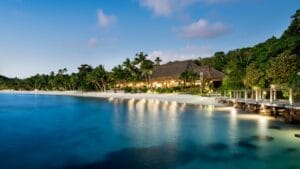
[136, 99, 146, 113]
[169, 101, 178, 115]
[2, 94, 300, 169]
[201, 105, 214, 143]
[147, 100, 160, 114]
[108, 97, 114, 102]
[119, 98, 183, 145]
[162, 101, 169, 112]
[128, 98, 135, 113]
[258, 116, 268, 136]
[229, 108, 238, 144]
[179, 103, 186, 112]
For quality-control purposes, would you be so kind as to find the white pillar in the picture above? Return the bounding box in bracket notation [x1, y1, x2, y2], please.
[229, 90, 232, 99]
[260, 90, 262, 100]
[255, 90, 259, 102]
[244, 90, 248, 100]
[289, 88, 293, 105]
[270, 88, 273, 103]
[274, 90, 277, 100]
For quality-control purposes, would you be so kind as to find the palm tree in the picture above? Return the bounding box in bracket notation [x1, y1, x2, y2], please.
[134, 52, 147, 65]
[154, 57, 162, 66]
[78, 64, 93, 74]
[87, 65, 108, 91]
[140, 60, 154, 84]
[57, 68, 67, 75]
[123, 58, 139, 81]
[111, 65, 127, 88]
[77, 64, 93, 91]
[179, 71, 199, 88]
[133, 52, 151, 82]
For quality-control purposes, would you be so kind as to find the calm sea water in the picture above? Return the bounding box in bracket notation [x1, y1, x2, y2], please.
[0, 93, 299, 169]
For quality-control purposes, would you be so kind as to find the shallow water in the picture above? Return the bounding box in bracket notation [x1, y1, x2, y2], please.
[0, 93, 299, 169]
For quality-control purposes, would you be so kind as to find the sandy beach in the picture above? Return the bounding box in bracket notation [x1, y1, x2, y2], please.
[0, 90, 223, 106]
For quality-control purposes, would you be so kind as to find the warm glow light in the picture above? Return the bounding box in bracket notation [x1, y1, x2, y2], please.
[136, 99, 146, 113]
[128, 98, 135, 113]
[147, 99, 159, 114]
[207, 105, 214, 112]
[230, 108, 237, 117]
[258, 115, 268, 135]
[162, 101, 169, 111]
[205, 105, 214, 117]
[229, 108, 238, 144]
[168, 101, 178, 114]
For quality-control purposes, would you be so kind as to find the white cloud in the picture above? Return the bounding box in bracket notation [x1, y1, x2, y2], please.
[138, 0, 197, 17]
[179, 18, 229, 39]
[97, 9, 117, 28]
[202, 0, 234, 4]
[87, 37, 98, 48]
[138, 0, 234, 17]
[148, 44, 213, 63]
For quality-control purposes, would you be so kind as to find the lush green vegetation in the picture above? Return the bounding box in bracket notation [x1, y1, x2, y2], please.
[0, 52, 155, 91]
[1, 9, 300, 95]
[195, 9, 300, 92]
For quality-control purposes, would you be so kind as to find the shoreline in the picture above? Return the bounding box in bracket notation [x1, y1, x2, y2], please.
[0, 90, 223, 106]
[1, 90, 294, 123]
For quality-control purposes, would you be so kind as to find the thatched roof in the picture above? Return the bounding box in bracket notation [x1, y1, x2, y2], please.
[150, 60, 225, 81]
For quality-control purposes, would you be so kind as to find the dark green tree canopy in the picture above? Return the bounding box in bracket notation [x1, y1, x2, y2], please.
[283, 9, 300, 38]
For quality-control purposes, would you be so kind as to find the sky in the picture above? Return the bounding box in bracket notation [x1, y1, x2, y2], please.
[0, 0, 299, 78]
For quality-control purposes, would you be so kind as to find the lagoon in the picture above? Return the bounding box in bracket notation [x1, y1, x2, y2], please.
[0, 93, 299, 169]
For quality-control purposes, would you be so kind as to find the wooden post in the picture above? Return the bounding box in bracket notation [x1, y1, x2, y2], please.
[289, 88, 293, 105]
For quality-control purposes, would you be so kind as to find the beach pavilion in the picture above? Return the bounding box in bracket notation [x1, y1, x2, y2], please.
[149, 60, 225, 89]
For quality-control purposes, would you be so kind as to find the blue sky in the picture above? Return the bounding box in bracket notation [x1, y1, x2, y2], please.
[0, 0, 298, 78]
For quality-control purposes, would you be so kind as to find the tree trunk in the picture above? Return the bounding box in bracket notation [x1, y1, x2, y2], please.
[95, 82, 102, 91]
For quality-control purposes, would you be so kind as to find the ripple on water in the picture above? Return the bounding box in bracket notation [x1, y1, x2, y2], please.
[237, 140, 260, 150]
[61, 143, 195, 169]
[283, 148, 297, 153]
[248, 135, 275, 142]
[206, 143, 229, 151]
[268, 125, 281, 130]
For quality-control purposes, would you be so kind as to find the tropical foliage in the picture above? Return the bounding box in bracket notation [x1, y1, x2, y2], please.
[0, 53, 158, 91]
[195, 9, 300, 91]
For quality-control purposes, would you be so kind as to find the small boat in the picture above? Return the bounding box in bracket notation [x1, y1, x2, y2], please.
[295, 134, 300, 138]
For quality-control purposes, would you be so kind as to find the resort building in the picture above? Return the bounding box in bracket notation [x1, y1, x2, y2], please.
[149, 60, 225, 89]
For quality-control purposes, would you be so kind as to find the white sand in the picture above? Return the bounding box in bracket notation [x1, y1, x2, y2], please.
[0, 90, 223, 106]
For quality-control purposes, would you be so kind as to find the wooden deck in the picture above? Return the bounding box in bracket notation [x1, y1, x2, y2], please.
[217, 97, 300, 124]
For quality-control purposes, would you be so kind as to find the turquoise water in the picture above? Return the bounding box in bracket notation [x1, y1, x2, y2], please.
[0, 94, 299, 169]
